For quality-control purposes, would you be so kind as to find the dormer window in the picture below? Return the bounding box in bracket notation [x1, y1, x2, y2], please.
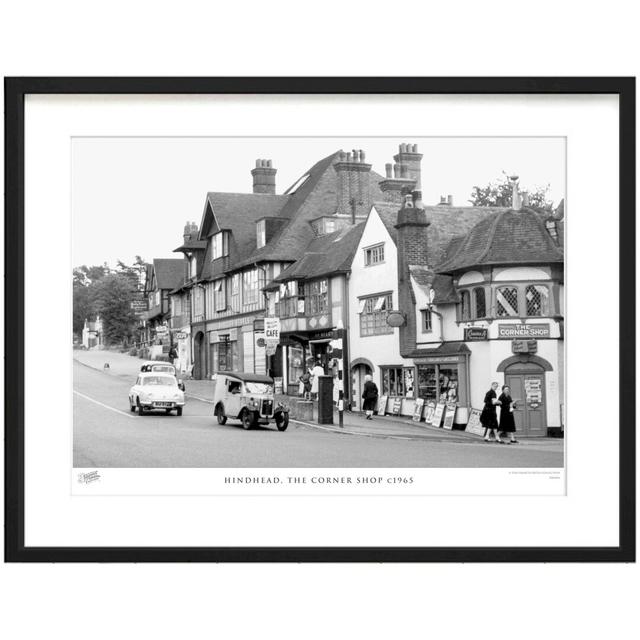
[190, 256, 197, 279]
[212, 232, 229, 260]
[256, 220, 266, 248]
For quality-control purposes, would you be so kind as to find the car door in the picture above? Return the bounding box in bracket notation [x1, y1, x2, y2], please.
[225, 379, 243, 417]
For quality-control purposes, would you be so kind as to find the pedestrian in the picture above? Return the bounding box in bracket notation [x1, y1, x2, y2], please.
[480, 381, 504, 443]
[362, 374, 379, 420]
[498, 385, 519, 444]
[168, 344, 178, 366]
[299, 370, 312, 400]
[310, 359, 325, 400]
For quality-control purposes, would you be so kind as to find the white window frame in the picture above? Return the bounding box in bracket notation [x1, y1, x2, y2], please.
[422, 308, 433, 333]
[256, 220, 266, 249]
[212, 232, 228, 261]
[364, 243, 385, 266]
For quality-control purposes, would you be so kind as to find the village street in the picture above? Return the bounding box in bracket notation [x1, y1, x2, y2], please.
[73, 353, 563, 468]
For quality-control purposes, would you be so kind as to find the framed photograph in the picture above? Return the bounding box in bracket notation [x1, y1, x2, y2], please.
[4, 77, 635, 562]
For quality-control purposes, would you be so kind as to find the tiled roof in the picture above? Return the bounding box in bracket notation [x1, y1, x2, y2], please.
[273, 222, 366, 282]
[436, 208, 564, 274]
[153, 258, 185, 290]
[173, 239, 207, 252]
[234, 153, 386, 269]
[408, 266, 459, 304]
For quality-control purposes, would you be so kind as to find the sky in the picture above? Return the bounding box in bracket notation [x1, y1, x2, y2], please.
[72, 137, 565, 268]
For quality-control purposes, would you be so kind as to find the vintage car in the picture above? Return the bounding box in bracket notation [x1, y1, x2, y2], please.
[129, 371, 186, 416]
[140, 361, 185, 391]
[212, 372, 289, 431]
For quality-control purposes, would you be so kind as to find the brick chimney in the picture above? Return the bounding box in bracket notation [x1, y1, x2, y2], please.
[380, 143, 422, 203]
[183, 220, 199, 243]
[395, 193, 431, 357]
[333, 149, 372, 218]
[252, 159, 277, 194]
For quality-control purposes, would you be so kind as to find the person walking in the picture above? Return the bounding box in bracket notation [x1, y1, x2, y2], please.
[498, 385, 519, 443]
[299, 370, 312, 400]
[480, 381, 504, 443]
[362, 374, 379, 420]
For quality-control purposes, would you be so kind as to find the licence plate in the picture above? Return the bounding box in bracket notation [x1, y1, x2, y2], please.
[154, 402, 173, 408]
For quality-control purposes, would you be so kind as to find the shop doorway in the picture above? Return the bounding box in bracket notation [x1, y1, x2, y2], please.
[504, 361, 546, 436]
[193, 331, 206, 380]
[351, 359, 373, 412]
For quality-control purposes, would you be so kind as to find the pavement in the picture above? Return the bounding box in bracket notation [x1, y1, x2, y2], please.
[73, 348, 564, 451]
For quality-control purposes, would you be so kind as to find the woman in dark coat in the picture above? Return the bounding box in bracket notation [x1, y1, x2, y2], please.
[498, 385, 518, 443]
[480, 381, 504, 443]
[362, 375, 379, 420]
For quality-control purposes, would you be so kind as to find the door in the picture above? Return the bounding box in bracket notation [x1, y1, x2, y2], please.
[351, 364, 372, 412]
[505, 363, 546, 436]
[193, 332, 206, 380]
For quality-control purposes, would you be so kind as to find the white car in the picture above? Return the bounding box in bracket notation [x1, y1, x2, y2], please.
[129, 372, 185, 416]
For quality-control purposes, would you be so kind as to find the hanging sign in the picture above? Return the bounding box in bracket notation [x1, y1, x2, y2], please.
[264, 317, 280, 356]
[465, 408, 485, 436]
[377, 395, 388, 415]
[443, 403, 457, 430]
[464, 327, 488, 341]
[412, 398, 425, 422]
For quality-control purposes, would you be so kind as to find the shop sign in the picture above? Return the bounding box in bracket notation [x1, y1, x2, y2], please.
[512, 339, 538, 354]
[264, 317, 281, 341]
[131, 299, 147, 314]
[155, 325, 168, 335]
[465, 408, 485, 436]
[412, 398, 425, 422]
[443, 402, 457, 430]
[524, 377, 543, 409]
[377, 395, 388, 415]
[464, 327, 488, 341]
[415, 356, 462, 364]
[498, 323, 550, 339]
[175, 332, 188, 340]
[386, 310, 406, 327]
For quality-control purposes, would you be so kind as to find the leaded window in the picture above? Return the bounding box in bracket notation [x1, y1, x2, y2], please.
[496, 286, 519, 317]
[474, 287, 486, 318]
[460, 290, 471, 320]
[306, 279, 328, 315]
[526, 284, 550, 316]
[359, 293, 393, 336]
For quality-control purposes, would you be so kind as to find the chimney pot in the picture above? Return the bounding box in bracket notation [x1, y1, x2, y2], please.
[359, 149, 365, 163]
[352, 149, 359, 162]
[393, 163, 401, 178]
[440, 196, 446, 204]
[412, 143, 418, 153]
[400, 143, 407, 154]
[447, 195, 453, 205]
[339, 150, 346, 162]
[385, 163, 393, 178]
[401, 165, 408, 178]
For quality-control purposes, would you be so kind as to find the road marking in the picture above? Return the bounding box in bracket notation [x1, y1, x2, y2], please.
[73, 390, 135, 419]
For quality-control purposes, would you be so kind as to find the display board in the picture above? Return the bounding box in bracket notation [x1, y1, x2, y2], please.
[443, 403, 457, 430]
[377, 395, 388, 415]
[391, 397, 402, 415]
[423, 401, 436, 425]
[465, 408, 485, 436]
[412, 398, 425, 422]
[432, 402, 446, 427]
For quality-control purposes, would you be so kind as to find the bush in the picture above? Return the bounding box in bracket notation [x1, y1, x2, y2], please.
[129, 347, 138, 357]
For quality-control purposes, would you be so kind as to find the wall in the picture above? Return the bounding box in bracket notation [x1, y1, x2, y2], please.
[348, 206, 402, 391]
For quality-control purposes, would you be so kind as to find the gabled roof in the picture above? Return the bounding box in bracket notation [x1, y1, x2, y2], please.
[152, 258, 185, 290]
[273, 222, 366, 282]
[436, 208, 564, 274]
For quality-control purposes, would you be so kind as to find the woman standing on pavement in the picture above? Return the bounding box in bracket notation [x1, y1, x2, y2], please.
[498, 385, 519, 444]
[362, 374, 379, 420]
[480, 381, 504, 443]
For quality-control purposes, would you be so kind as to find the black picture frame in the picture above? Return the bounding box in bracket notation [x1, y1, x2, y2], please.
[4, 77, 635, 563]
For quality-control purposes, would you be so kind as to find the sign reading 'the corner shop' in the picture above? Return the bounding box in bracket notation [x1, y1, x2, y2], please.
[498, 323, 551, 339]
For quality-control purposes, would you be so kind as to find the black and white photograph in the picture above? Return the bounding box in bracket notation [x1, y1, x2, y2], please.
[72, 136, 566, 473]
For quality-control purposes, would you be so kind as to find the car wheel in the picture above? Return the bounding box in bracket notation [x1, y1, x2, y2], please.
[129, 398, 135, 412]
[137, 399, 145, 416]
[216, 405, 227, 425]
[276, 412, 289, 432]
[241, 409, 254, 430]
[176, 407, 183, 417]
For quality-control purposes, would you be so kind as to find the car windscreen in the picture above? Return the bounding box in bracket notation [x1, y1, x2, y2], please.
[142, 376, 176, 387]
[244, 382, 273, 394]
[151, 366, 175, 373]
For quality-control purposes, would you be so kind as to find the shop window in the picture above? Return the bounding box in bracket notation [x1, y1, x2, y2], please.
[307, 279, 328, 315]
[359, 293, 393, 336]
[382, 367, 404, 396]
[496, 286, 519, 317]
[525, 284, 550, 316]
[460, 290, 471, 320]
[438, 367, 459, 403]
[403, 367, 415, 398]
[212, 336, 237, 372]
[364, 243, 385, 266]
[288, 345, 305, 386]
[421, 309, 433, 333]
[474, 287, 486, 318]
[417, 365, 437, 402]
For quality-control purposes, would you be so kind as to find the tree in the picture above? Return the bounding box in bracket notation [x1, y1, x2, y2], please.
[469, 177, 554, 210]
[89, 273, 138, 346]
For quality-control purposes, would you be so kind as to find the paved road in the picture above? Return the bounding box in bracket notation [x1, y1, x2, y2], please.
[73, 361, 563, 468]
